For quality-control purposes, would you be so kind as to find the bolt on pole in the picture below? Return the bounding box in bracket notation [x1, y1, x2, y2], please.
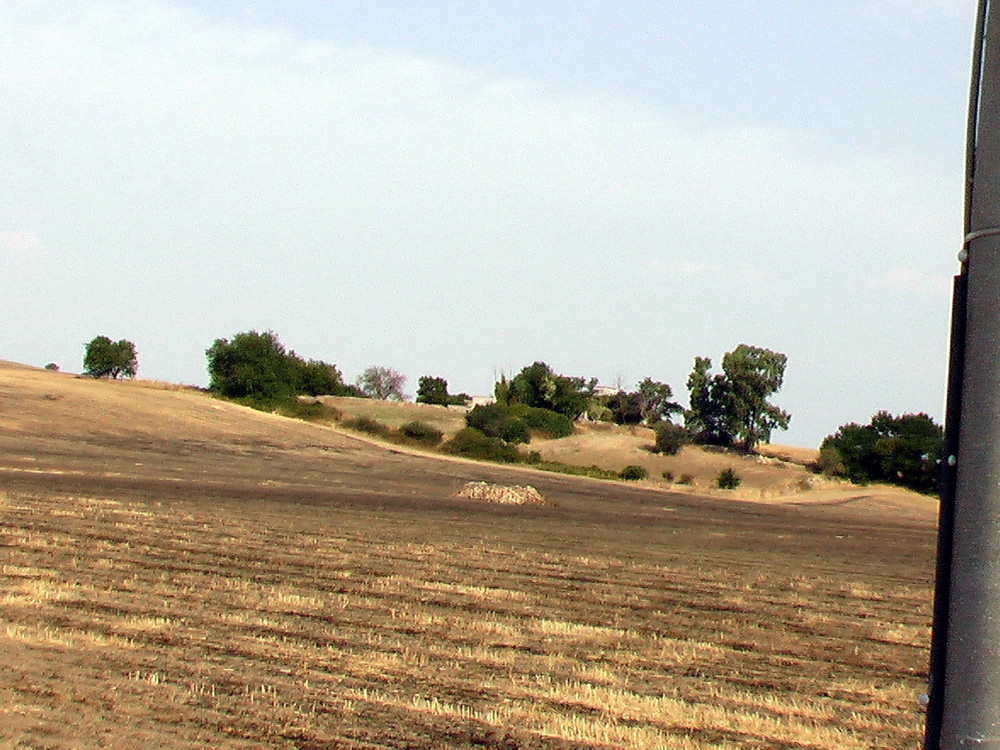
[925, 1, 1000, 748]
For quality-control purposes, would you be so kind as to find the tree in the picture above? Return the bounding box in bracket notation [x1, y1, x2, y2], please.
[685, 356, 733, 446]
[685, 345, 790, 453]
[821, 411, 943, 494]
[606, 390, 643, 425]
[83, 336, 138, 379]
[506, 361, 596, 419]
[292, 357, 345, 397]
[465, 403, 530, 444]
[206, 330, 297, 401]
[720, 345, 791, 454]
[417, 376, 450, 405]
[357, 366, 406, 401]
[415, 375, 469, 406]
[636, 378, 682, 424]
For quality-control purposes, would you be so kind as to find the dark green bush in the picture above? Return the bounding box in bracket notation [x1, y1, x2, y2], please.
[814, 445, 846, 477]
[620, 465, 648, 481]
[465, 403, 529, 444]
[821, 411, 942, 493]
[344, 416, 392, 438]
[662, 470, 674, 482]
[716, 467, 742, 489]
[441, 428, 520, 463]
[398, 420, 444, 446]
[276, 398, 342, 422]
[293, 358, 345, 396]
[653, 422, 691, 455]
[465, 403, 573, 444]
[520, 407, 574, 439]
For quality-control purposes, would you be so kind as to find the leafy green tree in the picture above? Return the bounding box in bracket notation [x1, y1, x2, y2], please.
[721, 345, 790, 454]
[685, 346, 790, 454]
[822, 411, 942, 494]
[636, 378, 682, 424]
[494, 374, 512, 405]
[606, 390, 643, 425]
[356, 365, 406, 401]
[506, 361, 596, 419]
[417, 376, 450, 405]
[83, 336, 138, 379]
[685, 356, 733, 447]
[206, 330, 297, 401]
[292, 357, 345, 397]
[415, 376, 469, 406]
[603, 379, 680, 426]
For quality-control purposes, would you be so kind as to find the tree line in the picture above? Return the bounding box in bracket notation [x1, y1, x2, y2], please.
[78, 330, 944, 494]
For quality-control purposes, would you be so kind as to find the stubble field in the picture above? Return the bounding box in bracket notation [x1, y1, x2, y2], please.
[0, 363, 935, 748]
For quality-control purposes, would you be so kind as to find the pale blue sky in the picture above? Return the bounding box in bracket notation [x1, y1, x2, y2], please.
[0, 0, 979, 447]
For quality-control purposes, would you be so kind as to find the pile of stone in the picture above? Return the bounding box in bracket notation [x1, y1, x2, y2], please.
[454, 481, 546, 506]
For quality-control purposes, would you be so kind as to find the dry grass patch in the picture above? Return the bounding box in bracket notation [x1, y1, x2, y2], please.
[0, 489, 933, 749]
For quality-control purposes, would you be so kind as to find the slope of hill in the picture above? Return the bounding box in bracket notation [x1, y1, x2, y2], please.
[0, 360, 937, 749]
[324, 390, 937, 518]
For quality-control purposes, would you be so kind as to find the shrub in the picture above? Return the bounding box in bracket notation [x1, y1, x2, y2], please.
[44, 362, 60, 372]
[653, 422, 691, 455]
[716, 467, 742, 489]
[398, 420, 444, 446]
[814, 445, 845, 477]
[620, 465, 648, 481]
[465, 403, 529, 444]
[276, 399, 342, 422]
[520, 407, 574, 439]
[344, 416, 392, 438]
[506, 361, 594, 417]
[662, 470, 674, 482]
[678, 473, 695, 485]
[293, 358, 345, 396]
[821, 411, 942, 494]
[441, 428, 520, 463]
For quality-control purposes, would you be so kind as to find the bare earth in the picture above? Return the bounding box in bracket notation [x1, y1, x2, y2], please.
[0, 362, 936, 748]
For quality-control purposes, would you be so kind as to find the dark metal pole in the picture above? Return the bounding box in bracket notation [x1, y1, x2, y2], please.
[926, 2, 1000, 747]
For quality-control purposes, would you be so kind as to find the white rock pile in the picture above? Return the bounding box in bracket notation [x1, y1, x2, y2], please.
[454, 481, 546, 506]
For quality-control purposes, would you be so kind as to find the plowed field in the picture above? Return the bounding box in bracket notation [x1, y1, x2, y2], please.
[0, 363, 935, 748]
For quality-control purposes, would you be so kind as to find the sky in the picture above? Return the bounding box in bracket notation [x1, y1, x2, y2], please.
[0, 0, 979, 447]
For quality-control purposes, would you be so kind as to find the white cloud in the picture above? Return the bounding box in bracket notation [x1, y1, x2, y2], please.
[0, 0, 963, 446]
